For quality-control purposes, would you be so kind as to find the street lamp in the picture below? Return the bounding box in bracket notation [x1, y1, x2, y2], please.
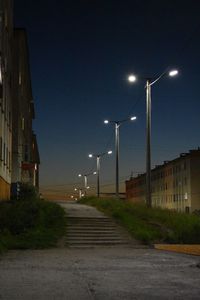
[74, 187, 83, 199]
[88, 150, 112, 197]
[78, 171, 96, 196]
[104, 116, 137, 198]
[128, 69, 178, 208]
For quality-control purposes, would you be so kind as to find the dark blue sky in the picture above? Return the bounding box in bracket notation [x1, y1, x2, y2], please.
[14, 0, 200, 198]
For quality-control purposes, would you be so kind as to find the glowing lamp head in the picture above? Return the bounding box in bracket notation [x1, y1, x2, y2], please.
[130, 116, 137, 121]
[108, 150, 112, 155]
[74, 188, 77, 191]
[78, 174, 82, 177]
[169, 69, 178, 77]
[104, 120, 109, 124]
[93, 171, 97, 175]
[88, 154, 93, 158]
[128, 74, 137, 82]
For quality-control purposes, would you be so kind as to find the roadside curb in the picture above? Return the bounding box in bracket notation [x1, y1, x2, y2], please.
[154, 244, 200, 256]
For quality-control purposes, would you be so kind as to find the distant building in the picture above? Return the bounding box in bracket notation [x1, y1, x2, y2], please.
[126, 148, 200, 213]
[11, 28, 40, 193]
[0, 0, 13, 200]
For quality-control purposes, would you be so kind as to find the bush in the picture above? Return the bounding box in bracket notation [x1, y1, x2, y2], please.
[0, 190, 66, 252]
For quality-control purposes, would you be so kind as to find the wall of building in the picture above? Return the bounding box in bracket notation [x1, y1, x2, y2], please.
[11, 28, 40, 192]
[126, 149, 200, 213]
[0, 0, 13, 200]
[190, 151, 200, 211]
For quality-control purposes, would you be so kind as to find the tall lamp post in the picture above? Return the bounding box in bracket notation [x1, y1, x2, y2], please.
[88, 150, 112, 198]
[104, 116, 137, 198]
[78, 171, 97, 196]
[128, 69, 178, 208]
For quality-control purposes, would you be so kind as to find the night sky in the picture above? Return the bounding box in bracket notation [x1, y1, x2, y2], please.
[14, 0, 200, 199]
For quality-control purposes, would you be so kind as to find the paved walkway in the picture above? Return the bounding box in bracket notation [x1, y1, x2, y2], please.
[155, 244, 200, 256]
[0, 247, 200, 299]
[0, 201, 200, 299]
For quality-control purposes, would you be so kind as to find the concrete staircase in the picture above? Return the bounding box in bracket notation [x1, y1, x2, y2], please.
[66, 216, 132, 248]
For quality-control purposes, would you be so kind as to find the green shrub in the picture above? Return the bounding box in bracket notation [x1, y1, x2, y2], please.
[0, 195, 66, 252]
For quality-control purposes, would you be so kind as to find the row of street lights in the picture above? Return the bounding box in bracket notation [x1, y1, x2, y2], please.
[75, 69, 178, 205]
[78, 171, 97, 196]
[88, 151, 112, 198]
[103, 116, 137, 198]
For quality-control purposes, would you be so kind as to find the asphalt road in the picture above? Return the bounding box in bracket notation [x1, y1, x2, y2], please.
[0, 247, 200, 299]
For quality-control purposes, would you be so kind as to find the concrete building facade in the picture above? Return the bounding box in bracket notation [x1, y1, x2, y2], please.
[0, 0, 13, 199]
[12, 28, 40, 193]
[126, 149, 200, 213]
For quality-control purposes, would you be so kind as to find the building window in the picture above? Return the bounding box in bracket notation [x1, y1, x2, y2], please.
[6, 147, 8, 167]
[4, 10, 8, 28]
[8, 151, 11, 171]
[173, 194, 176, 202]
[184, 177, 187, 185]
[19, 72, 22, 85]
[3, 142, 6, 165]
[22, 117, 25, 130]
[0, 137, 2, 161]
[24, 145, 28, 161]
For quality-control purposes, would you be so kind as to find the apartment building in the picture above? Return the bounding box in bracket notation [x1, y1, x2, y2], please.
[12, 28, 40, 193]
[0, 0, 13, 199]
[126, 148, 200, 213]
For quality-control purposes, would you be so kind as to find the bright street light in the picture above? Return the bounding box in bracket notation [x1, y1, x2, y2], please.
[128, 69, 178, 207]
[169, 69, 179, 77]
[130, 116, 137, 121]
[88, 150, 112, 197]
[104, 116, 137, 198]
[128, 75, 137, 82]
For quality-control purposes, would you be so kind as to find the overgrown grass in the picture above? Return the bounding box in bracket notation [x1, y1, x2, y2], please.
[0, 186, 66, 253]
[79, 197, 200, 245]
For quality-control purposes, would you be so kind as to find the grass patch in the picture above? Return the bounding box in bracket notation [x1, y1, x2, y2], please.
[79, 197, 200, 245]
[0, 186, 66, 253]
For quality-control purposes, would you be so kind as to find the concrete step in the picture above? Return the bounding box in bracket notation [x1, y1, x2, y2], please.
[66, 240, 130, 246]
[66, 215, 132, 248]
[67, 232, 122, 236]
[67, 236, 125, 240]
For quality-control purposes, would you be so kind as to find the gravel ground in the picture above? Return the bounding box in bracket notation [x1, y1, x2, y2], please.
[0, 247, 200, 300]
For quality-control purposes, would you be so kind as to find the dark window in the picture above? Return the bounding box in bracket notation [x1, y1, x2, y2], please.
[0, 137, 2, 160]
